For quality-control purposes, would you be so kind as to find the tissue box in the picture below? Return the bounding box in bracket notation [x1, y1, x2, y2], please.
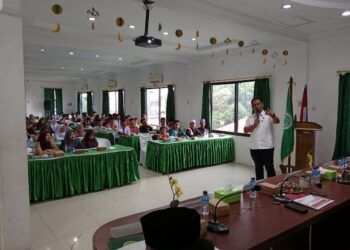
[74, 149, 85, 154]
[209, 199, 230, 217]
[214, 188, 241, 204]
[259, 182, 280, 196]
[322, 169, 337, 180]
[96, 147, 106, 151]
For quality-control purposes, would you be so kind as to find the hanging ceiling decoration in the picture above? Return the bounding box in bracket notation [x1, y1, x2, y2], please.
[51, 4, 63, 33]
[134, 0, 161, 48]
[87, 7, 99, 30]
[116, 17, 125, 42]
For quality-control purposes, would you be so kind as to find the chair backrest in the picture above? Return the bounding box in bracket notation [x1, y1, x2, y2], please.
[139, 133, 151, 152]
[97, 138, 111, 147]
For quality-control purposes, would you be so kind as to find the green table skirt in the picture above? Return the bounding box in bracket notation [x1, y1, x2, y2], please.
[118, 136, 140, 161]
[28, 146, 139, 202]
[96, 131, 115, 145]
[145, 136, 235, 173]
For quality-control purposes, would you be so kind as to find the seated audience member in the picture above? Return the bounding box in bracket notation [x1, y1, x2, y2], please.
[197, 119, 209, 136]
[62, 119, 72, 131]
[93, 119, 106, 132]
[139, 118, 153, 133]
[186, 120, 201, 137]
[156, 117, 169, 132]
[168, 120, 187, 138]
[35, 117, 46, 131]
[140, 207, 214, 250]
[117, 119, 131, 136]
[35, 131, 61, 155]
[81, 129, 98, 148]
[60, 130, 84, 152]
[128, 118, 139, 134]
[92, 115, 100, 127]
[75, 124, 85, 138]
[90, 111, 97, 123]
[26, 122, 36, 140]
[55, 124, 66, 141]
[124, 115, 131, 126]
[156, 127, 169, 140]
[104, 118, 116, 130]
[112, 113, 121, 128]
[82, 116, 93, 128]
[49, 118, 60, 133]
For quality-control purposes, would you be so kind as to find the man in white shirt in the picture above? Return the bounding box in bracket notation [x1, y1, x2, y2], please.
[244, 98, 280, 180]
[117, 119, 131, 136]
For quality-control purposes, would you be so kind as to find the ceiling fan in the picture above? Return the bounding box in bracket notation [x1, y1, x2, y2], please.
[134, 0, 162, 48]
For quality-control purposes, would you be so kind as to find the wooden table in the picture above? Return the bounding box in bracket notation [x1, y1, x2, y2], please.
[93, 173, 350, 250]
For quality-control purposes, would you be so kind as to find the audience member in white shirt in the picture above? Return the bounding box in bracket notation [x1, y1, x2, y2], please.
[55, 125, 66, 141]
[117, 119, 131, 136]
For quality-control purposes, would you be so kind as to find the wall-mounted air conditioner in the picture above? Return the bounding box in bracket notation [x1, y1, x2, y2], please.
[107, 79, 117, 91]
[149, 73, 163, 85]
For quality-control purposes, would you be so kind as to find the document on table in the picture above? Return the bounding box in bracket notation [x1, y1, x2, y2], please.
[294, 194, 334, 210]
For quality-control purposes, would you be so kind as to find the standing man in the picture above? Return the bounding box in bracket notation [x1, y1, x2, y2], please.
[244, 98, 280, 180]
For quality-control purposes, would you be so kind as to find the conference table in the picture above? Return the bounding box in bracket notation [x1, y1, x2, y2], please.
[93, 170, 350, 250]
[96, 131, 116, 145]
[28, 145, 139, 202]
[145, 135, 235, 173]
[118, 136, 140, 161]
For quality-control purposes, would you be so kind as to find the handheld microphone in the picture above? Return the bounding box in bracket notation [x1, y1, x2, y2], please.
[207, 184, 261, 234]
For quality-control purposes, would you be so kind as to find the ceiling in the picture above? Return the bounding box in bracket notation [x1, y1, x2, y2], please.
[11, 0, 350, 82]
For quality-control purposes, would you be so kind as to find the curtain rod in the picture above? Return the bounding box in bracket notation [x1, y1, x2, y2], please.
[203, 75, 271, 84]
[140, 84, 174, 89]
[337, 70, 350, 75]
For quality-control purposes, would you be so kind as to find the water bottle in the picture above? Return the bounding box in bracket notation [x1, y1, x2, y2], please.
[249, 177, 257, 199]
[311, 166, 321, 185]
[200, 190, 209, 217]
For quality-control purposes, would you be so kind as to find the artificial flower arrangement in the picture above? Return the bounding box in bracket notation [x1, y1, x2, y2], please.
[168, 176, 183, 207]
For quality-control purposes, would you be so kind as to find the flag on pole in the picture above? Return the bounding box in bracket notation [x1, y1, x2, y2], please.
[300, 84, 308, 122]
[281, 77, 294, 163]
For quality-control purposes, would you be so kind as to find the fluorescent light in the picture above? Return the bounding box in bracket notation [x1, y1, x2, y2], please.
[40, 49, 45, 52]
[282, 4, 292, 9]
[192, 38, 196, 41]
[341, 10, 350, 17]
[129, 25, 136, 29]
[163, 31, 169, 36]
[61, 66, 65, 69]
[95, 54, 99, 58]
[88, 17, 96, 21]
[118, 57, 123, 61]
[80, 68, 84, 71]
[69, 51, 74, 55]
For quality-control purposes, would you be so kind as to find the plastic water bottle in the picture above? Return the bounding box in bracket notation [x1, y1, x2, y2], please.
[249, 177, 257, 199]
[311, 166, 321, 185]
[200, 190, 209, 217]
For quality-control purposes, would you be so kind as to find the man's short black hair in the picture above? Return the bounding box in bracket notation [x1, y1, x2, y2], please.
[173, 120, 180, 123]
[251, 97, 264, 104]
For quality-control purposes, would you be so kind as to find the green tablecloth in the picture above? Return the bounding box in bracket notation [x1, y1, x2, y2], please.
[96, 131, 115, 145]
[145, 136, 235, 173]
[28, 145, 139, 202]
[118, 136, 140, 161]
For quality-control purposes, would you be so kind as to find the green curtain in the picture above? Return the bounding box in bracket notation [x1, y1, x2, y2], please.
[55, 89, 63, 115]
[166, 85, 175, 121]
[254, 78, 270, 110]
[140, 87, 146, 117]
[201, 83, 212, 131]
[87, 92, 93, 116]
[118, 89, 125, 119]
[333, 73, 350, 159]
[102, 91, 109, 115]
[44, 88, 54, 118]
[77, 92, 81, 114]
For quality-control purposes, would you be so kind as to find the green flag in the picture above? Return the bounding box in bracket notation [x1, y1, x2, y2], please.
[281, 78, 294, 163]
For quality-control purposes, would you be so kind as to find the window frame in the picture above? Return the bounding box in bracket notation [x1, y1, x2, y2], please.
[145, 86, 168, 126]
[79, 92, 94, 114]
[210, 80, 254, 137]
[108, 91, 119, 114]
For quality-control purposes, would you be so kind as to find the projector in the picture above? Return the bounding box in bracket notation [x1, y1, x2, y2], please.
[134, 35, 161, 48]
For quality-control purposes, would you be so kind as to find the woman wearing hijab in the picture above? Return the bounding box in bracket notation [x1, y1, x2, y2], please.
[60, 130, 84, 152]
[81, 129, 98, 148]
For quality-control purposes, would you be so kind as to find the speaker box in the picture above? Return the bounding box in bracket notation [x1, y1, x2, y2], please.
[44, 100, 51, 110]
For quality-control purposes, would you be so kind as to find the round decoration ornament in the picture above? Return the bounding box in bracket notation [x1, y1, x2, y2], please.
[262, 49, 269, 56]
[209, 37, 217, 45]
[116, 17, 125, 27]
[283, 50, 289, 56]
[175, 29, 183, 37]
[52, 4, 63, 15]
[237, 40, 244, 47]
[52, 23, 61, 33]
[283, 113, 293, 130]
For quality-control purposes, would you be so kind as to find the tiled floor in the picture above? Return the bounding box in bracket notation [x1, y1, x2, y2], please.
[31, 163, 255, 250]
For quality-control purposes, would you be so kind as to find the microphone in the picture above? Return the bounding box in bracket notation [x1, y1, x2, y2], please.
[207, 184, 261, 234]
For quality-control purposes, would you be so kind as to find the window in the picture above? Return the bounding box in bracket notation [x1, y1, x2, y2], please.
[79, 92, 93, 114]
[108, 91, 119, 114]
[211, 81, 254, 134]
[146, 87, 168, 125]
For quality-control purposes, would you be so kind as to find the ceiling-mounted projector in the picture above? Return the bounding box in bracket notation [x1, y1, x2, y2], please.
[135, 0, 161, 48]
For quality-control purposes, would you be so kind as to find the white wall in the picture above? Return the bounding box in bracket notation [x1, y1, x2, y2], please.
[0, 13, 31, 250]
[25, 80, 76, 117]
[308, 29, 350, 164]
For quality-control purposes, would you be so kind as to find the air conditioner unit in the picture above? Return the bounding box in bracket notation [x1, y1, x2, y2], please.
[80, 82, 89, 91]
[149, 73, 163, 84]
[107, 79, 117, 91]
